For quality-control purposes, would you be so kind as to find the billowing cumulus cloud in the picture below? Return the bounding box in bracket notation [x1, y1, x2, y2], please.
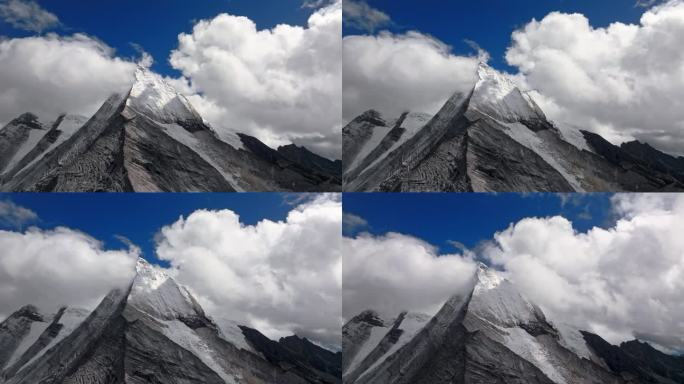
[483, 193, 684, 352]
[0, 227, 138, 320]
[169, 1, 342, 159]
[343, 31, 480, 122]
[155, 195, 342, 349]
[0, 33, 136, 125]
[506, 1, 684, 155]
[343, 232, 477, 320]
[0, 0, 59, 32]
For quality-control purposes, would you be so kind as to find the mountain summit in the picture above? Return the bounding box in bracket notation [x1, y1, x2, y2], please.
[342, 264, 684, 384]
[0, 258, 341, 383]
[342, 63, 684, 192]
[0, 68, 341, 192]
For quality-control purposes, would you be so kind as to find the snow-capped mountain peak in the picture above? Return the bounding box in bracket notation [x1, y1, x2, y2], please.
[471, 62, 547, 124]
[475, 62, 518, 96]
[475, 263, 505, 291]
[126, 67, 202, 124]
[134, 257, 170, 289]
[129, 257, 202, 320]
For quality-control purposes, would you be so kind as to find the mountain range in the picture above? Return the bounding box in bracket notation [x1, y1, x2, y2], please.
[0, 258, 342, 384]
[0, 69, 341, 192]
[343, 264, 684, 384]
[343, 63, 684, 192]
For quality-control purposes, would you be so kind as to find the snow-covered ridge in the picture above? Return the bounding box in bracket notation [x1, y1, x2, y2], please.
[352, 110, 434, 176]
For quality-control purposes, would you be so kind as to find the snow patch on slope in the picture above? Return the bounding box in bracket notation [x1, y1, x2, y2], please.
[3, 318, 50, 369]
[361, 312, 431, 378]
[554, 321, 598, 362]
[555, 122, 594, 153]
[358, 112, 432, 176]
[501, 122, 584, 191]
[17, 115, 88, 174]
[347, 123, 391, 174]
[18, 307, 88, 373]
[160, 319, 242, 384]
[213, 316, 258, 355]
[3, 128, 47, 174]
[345, 321, 388, 376]
[161, 123, 243, 191]
[503, 327, 568, 384]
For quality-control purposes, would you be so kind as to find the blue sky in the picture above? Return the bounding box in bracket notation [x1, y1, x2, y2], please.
[343, 193, 615, 253]
[0, 192, 306, 264]
[344, 0, 652, 71]
[0, 0, 313, 77]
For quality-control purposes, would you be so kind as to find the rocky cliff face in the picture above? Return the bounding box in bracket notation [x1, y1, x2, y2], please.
[343, 63, 684, 192]
[0, 259, 341, 384]
[342, 265, 683, 384]
[0, 68, 340, 192]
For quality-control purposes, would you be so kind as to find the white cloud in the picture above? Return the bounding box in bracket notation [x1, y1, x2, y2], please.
[343, 31, 480, 121]
[0, 227, 137, 320]
[168, 1, 342, 159]
[0, 33, 136, 125]
[155, 195, 342, 349]
[343, 232, 477, 320]
[342, 212, 367, 232]
[0, 199, 37, 228]
[484, 193, 684, 352]
[344, 0, 391, 32]
[506, 1, 684, 155]
[0, 0, 59, 32]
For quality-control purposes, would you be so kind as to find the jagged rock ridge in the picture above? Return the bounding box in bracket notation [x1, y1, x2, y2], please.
[343, 63, 684, 192]
[0, 68, 341, 192]
[0, 258, 341, 384]
[343, 264, 684, 384]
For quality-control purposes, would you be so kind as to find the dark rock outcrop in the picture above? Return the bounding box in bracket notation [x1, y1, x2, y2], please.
[582, 332, 684, 383]
[240, 326, 341, 384]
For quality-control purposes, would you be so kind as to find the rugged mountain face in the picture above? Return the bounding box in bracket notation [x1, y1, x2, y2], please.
[343, 264, 684, 384]
[0, 258, 341, 384]
[343, 63, 684, 192]
[0, 68, 340, 192]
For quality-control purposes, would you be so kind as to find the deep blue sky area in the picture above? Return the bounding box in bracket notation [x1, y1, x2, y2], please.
[0, 0, 313, 77]
[344, 0, 651, 71]
[0, 193, 304, 265]
[343, 193, 614, 254]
